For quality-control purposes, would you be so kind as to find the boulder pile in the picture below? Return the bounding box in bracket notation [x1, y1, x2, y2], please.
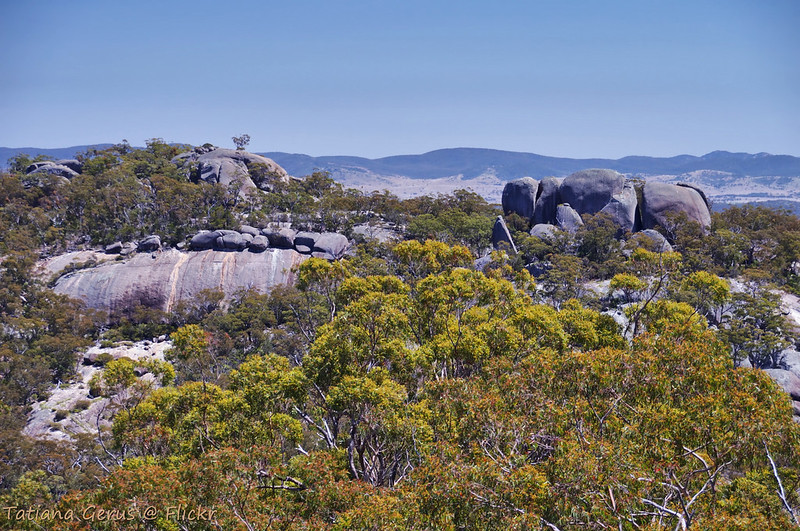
[188, 225, 350, 260]
[24, 159, 83, 181]
[499, 169, 712, 245]
[171, 146, 290, 194]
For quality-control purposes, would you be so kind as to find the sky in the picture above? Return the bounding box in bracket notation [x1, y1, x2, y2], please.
[1, 0, 798, 159]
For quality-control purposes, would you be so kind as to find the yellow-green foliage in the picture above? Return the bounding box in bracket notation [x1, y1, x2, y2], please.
[36, 243, 800, 529]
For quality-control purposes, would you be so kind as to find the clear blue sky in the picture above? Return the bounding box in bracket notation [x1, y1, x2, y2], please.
[1, 0, 798, 158]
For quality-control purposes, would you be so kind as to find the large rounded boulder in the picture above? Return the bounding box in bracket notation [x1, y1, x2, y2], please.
[555, 204, 584, 233]
[190, 231, 220, 250]
[312, 233, 350, 259]
[641, 182, 711, 232]
[501, 177, 539, 222]
[263, 228, 297, 249]
[559, 169, 625, 217]
[293, 232, 318, 254]
[530, 223, 559, 241]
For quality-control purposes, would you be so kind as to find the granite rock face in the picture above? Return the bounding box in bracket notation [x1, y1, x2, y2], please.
[764, 369, 800, 401]
[52, 248, 307, 314]
[171, 147, 289, 194]
[501, 177, 538, 222]
[641, 182, 712, 232]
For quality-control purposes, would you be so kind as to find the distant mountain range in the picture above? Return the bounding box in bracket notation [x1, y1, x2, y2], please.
[260, 149, 800, 213]
[261, 148, 800, 180]
[0, 145, 115, 165]
[3, 145, 799, 213]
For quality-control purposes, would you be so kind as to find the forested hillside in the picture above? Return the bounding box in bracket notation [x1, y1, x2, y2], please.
[2, 140, 800, 529]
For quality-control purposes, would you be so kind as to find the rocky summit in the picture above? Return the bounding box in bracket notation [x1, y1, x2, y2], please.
[171, 145, 290, 194]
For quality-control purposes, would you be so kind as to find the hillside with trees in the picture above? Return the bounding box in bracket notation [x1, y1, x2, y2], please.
[1, 140, 800, 529]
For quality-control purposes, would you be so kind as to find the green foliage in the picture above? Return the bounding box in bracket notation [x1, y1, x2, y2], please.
[720, 289, 796, 368]
[4, 138, 800, 528]
[19, 238, 800, 528]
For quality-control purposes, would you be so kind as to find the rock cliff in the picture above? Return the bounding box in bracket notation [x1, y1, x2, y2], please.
[52, 248, 307, 313]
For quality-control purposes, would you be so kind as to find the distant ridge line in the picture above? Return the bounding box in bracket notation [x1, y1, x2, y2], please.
[2, 144, 799, 179]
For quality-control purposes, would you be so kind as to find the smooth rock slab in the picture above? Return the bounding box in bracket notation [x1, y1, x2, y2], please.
[53, 248, 308, 314]
[764, 368, 800, 401]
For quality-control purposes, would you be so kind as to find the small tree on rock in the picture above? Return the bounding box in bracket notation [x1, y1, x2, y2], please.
[232, 134, 250, 151]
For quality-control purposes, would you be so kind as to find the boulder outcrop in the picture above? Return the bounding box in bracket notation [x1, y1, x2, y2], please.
[171, 146, 289, 194]
[52, 248, 307, 314]
[249, 235, 269, 252]
[500, 168, 713, 239]
[137, 235, 161, 252]
[634, 229, 673, 253]
[764, 369, 800, 401]
[188, 227, 349, 258]
[25, 159, 83, 180]
[311, 232, 350, 260]
[294, 232, 317, 254]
